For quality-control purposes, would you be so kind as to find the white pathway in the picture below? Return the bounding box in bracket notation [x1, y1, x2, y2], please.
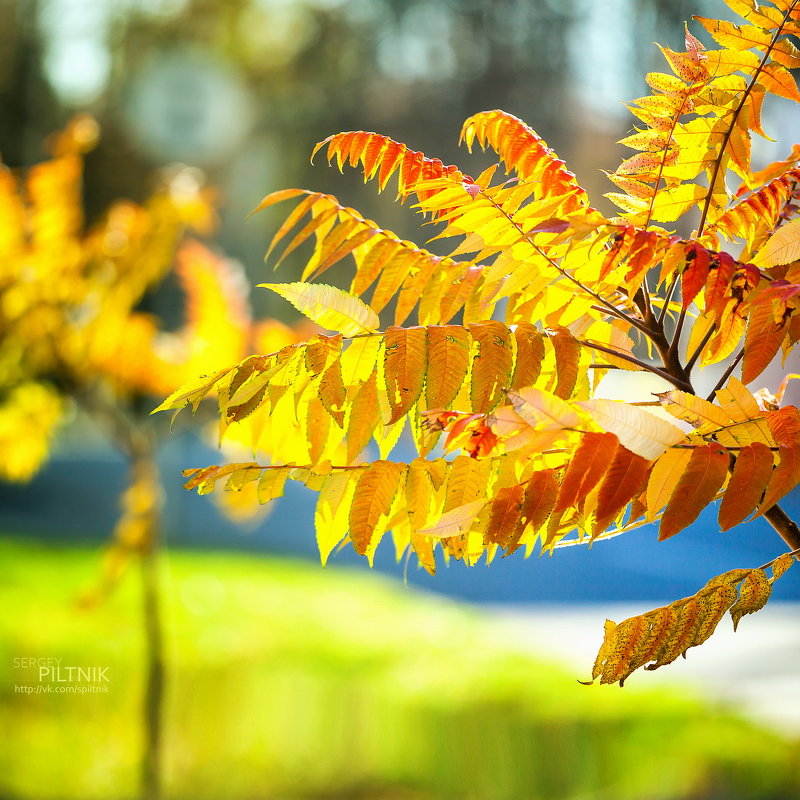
[490, 603, 800, 734]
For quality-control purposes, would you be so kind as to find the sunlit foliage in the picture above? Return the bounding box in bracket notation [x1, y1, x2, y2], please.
[161, 0, 800, 683]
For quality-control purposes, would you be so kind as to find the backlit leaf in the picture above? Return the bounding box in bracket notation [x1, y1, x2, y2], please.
[425, 325, 472, 409]
[349, 460, 407, 555]
[470, 321, 514, 413]
[659, 443, 729, 540]
[555, 432, 618, 514]
[646, 447, 693, 522]
[594, 446, 651, 534]
[260, 282, 379, 336]
[718, 442, 774, 531]
[383, 326, 427, 424]
[752, 217, 800, 267]
[579, 399, 685, 460]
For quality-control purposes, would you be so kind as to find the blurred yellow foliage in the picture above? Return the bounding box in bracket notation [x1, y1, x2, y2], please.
[0, 383, 63, 481]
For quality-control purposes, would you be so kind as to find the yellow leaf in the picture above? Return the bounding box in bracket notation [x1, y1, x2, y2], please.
[257, 467, 292, 504]
[260, 282, 380, 336]
[578, 399, 685, 460]
[715, 377, 761, 422]
[646, 448, 693, 522]
[417, 499, 487, 538]
[508, 386, 579, 430]
[656, 390, 733, 433]
[771, 552, 795, 580]
[729, 569, 771, 631]
[752, 217, 800, 267]
[315, 470, 359, 566]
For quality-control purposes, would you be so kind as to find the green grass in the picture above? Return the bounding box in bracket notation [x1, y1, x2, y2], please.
[0, 537, 797, 800]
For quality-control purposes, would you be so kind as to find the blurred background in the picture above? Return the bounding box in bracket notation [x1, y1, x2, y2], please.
[2, 0, 800, 798]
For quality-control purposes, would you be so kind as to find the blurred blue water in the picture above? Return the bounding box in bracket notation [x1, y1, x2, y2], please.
[2, 432, 798, 605]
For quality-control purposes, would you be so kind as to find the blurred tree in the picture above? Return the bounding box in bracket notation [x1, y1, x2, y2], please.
[0, 118, 305, 798]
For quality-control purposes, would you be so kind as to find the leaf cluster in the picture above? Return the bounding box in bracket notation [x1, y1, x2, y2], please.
[162, 0, 800, 682]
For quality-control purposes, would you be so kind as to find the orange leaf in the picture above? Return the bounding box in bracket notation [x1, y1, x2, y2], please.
[346, 371, 381, 463]
[459, 110, 589, 211]
[384, 326, 427, 424]
[425, 325, 472, 409]
[349, 460, 407, 555]
[659, 444, 729, 541]
[506, 469, 559, 554]
[742, 297, 786, 385]
[765, 406, 800, 447]
[594, 446, 651, 534]
[484, 484, 526, 547]
[547, 326, 581, 399]
[682, 244, 710, 308]
[757, 445, 800, 515]
[555, 432, 618, 514]
[510, 322, 545, 389]
[704, 252, 735, 317]
[469, 321, 514, 413]
[718, 442, 774, 531]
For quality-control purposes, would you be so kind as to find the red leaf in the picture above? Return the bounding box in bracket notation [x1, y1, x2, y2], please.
[682, 244, 710, 308]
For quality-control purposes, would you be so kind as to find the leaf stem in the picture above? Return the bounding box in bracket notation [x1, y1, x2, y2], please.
[757, 545, 800, 571]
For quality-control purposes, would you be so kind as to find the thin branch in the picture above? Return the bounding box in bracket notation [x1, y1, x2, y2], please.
[685, 323, 717, 372]
[763, 506, 800, 556]
[706, 348, 744, 402]
[668, 304, 687, 356]
[757, 545, 800, 571]
[658, 277, 679, 326]
[577, 339, 693, 391]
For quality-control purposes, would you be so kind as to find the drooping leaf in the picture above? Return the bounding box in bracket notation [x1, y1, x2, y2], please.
[383, 326, 427, 424]
[757, 445, 800, 515]
[659, 443, 730, 540]
[645, 447, 693, 522]
[593, 446, 651, 534]
[555, 432, 618, 514]
[315, 470, 360, 565]
[510, 322, 545, 389]
[484, 484, 526, 546]
[718, 442, 774, 530]
[729, 569, 772, 631]
[469, 321, 514, 413]
[348, 460, 407, 555]
[425, 325, 472, 409]
[346, 371, 381, 463]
